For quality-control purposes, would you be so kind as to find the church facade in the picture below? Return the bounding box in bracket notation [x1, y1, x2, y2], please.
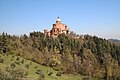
[44, 17, 69, 37]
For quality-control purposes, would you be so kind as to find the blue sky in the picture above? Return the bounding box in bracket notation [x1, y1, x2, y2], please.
[0, 0, 120, 39]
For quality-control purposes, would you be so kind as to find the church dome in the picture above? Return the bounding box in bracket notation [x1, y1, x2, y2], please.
[56, 17, 61, 22]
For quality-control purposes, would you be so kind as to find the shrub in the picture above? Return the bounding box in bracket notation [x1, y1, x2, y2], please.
[25, 64, 30, 69]
[10, 63, 16, 69]
[0, 58, 4, 63]
[12, 55, 15, 58]
[30, 62, 32, 65]
[48, 72, 53, 76]
[36, 69, 45, 80]
[34, 66, 38, 69]
[15, 61, 20, 65]
[16, 57, 20, 61]
[56, 71, 62, 76]
[21, 59, 24, 64]
[11, 58, 13, 61]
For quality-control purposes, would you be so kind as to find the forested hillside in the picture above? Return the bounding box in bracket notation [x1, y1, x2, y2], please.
[0, 32, 120, 80]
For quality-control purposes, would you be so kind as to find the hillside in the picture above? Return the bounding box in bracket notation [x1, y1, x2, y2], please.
[108, 39, 120, 43]
[0, 53, 82, 80]
[0, 32, 120, 80]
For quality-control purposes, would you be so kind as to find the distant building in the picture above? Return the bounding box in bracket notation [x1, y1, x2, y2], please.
[44, 17, 69, 37]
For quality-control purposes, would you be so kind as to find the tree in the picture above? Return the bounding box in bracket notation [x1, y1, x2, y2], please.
[0, 32, 9, 53]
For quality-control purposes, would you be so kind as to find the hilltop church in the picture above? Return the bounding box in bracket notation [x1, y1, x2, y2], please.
[44, 17, 69, 37]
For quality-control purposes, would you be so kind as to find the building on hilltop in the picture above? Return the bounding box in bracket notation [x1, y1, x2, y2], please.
[44, 17, 69, 37]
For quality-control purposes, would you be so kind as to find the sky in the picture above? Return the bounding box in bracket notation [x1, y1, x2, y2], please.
[0, 0, 120, 39]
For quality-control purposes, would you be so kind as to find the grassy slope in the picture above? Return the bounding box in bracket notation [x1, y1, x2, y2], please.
[0, 54, 82, 80]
